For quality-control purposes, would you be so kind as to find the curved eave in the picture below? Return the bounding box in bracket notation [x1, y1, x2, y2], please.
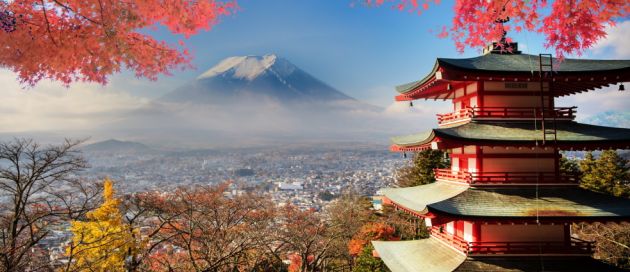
[372, 238, 466, 272]
[390, 130, 438, 152]
[427, 186, 630, 219]
[381, 182, 469, 215]
[391, 121, 630, 152]
[396, 60, 440, 94]
[395, 55, 630, 100]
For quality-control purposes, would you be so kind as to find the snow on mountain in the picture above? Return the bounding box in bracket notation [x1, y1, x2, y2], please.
[160, 54, 353, 104]
[196, 54, 291, 81]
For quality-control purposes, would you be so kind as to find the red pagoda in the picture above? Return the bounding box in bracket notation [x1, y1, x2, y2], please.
[372, 42, 630, 271]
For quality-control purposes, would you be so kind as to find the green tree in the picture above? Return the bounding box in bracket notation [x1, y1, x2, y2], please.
[353, 244, 385, 272]
[575, 150, 630, 269]
[560, 155, 582, 178]
[395, 150, 449, 187]
[580, 150, 630, 197]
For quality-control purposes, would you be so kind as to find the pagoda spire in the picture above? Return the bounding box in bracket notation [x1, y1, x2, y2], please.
[483, 14, 521, 54]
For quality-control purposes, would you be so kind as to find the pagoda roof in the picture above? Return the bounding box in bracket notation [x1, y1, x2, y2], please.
[430, 186, 630, 218]
[454, 256, 624, 272]
[372, 238, 466, 272]
[383, 183, 630, 219]
[396, 53, 630, 100]
[381, 182, 469, 214]
[391, 121, 630, 151]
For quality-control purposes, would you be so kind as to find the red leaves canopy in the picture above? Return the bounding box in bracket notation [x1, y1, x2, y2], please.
[348, 222, 397, 256]
[368, 0, 630, 58]
[0, 0, 235, 86]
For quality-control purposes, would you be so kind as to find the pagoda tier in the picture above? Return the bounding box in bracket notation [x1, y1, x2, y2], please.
[373, 238, 624, 272]
[378, 182, 630, 267]
[395, 53, 630, 101]
[390, 121, 630, 152]
[382, 182, 630, 221]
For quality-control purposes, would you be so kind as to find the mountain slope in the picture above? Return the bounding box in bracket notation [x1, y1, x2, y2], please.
[160, 54, 353, 104]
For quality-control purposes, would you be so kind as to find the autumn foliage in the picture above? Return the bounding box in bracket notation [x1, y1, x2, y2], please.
[348, 222, 397, 256]
[367, 0, 630, 58]
[67, 178, 136, 272]
[0, 0, 235, 86]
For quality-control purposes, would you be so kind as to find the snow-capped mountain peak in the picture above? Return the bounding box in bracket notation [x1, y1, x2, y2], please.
[197, 54, 293, 81]
[162, 54, 353, 104]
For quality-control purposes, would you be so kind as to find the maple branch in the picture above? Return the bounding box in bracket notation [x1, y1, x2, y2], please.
[50, 0, 101, 25]
[40, 0, 57, 46]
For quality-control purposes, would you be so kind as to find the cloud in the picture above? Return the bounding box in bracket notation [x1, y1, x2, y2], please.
[0, 70, 149, 133]
[591, 20, 630, 58]
[556, 85, 629, 121]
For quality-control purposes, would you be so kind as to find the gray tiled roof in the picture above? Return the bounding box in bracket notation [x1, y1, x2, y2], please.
[397, 54, 630, 94]
[373, 238, 467, 272]
[455, 256, 625, 272]
[440, 54, 630, 73]
[381, 182, 469, 214]
[391, 121, 630, 147]
[429, 186, 630, 218]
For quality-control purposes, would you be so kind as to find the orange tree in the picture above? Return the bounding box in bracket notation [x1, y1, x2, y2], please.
[348, 222, 397, 256]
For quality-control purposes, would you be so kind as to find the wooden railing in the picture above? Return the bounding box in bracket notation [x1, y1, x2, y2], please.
[468, 237, 594, 255]
[434, 169, 579, 185]
[430, 227, 470, 252]
[430, 227, 594, 255]
[437, 106, 577, 126]
[433, 168, 473, 183]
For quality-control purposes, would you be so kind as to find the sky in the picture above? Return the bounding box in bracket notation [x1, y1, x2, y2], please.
[0, 0, 629, 136]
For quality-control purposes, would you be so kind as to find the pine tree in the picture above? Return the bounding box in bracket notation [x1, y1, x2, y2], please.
[580, 150, 630, 197]
[353, 244, 384, 272]
[66, 178, 137, 272]
[559, 155, 582, 178]
[395, 150, 449, 187]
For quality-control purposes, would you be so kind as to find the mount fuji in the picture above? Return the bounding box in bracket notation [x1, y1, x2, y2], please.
[160, 54, 355, 104]
[96, 55, 420, 148]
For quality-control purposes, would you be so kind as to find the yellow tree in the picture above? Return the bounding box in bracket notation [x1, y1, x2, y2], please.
[65, 178, 137, 272]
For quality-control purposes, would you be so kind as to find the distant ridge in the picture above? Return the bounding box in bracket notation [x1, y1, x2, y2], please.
[160, 54, 354, 104]
[83, 139, 151, 152]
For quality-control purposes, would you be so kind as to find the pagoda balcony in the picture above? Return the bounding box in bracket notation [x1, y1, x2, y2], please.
[434, 169, 580, 185]
[436, 107, 577, 126]
[430, 227, 594, 256]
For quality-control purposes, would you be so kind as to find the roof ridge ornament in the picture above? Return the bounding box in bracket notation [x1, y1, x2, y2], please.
[482, 15, 522, 55]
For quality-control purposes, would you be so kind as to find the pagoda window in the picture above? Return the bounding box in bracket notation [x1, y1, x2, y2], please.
[467, 82, 478, 93]
[463, 222, 474, 242]
[483, 158, 555, 172]
[446, 222, 455, 235]
[454, 101, 462, 111]
[469, 96, 478, 108]
[451, 158, 460, 172]
[455, 221, 465, 239]
[463, 146, 476, 154]
[480, 225, 565, 242]
[467, 158, 478, 173]
[483, 95, 549, 108]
